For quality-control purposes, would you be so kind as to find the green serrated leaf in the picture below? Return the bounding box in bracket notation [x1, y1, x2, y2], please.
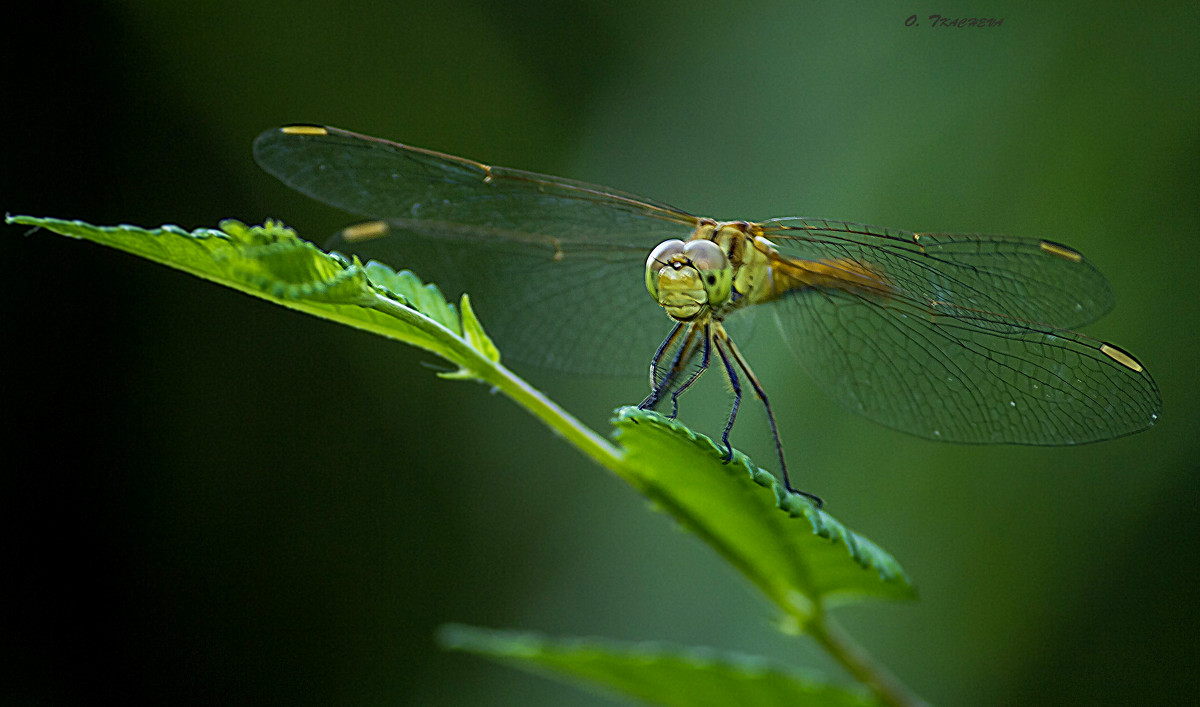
[438, 624, 879, 707]
[611, 407, 915, 619]
[214, 219, 376, 303]
[5, 215, 503, 375]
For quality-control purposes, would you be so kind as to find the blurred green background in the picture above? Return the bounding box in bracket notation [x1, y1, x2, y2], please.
[4, 1, 1197, 705]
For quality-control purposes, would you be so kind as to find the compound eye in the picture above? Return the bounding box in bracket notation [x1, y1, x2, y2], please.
[682, 239, 732, 305]
[682, 239, 728, 272]
[646, 239, 687, 298]
[647, 239, 686, 270]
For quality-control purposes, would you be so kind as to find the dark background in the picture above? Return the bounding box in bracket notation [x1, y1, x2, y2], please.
[4, 2, 1197, 705]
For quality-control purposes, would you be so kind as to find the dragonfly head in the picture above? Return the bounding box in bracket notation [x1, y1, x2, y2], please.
[645, 238, 733, 321]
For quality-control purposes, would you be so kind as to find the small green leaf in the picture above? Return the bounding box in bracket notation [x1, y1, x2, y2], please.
[437, 293, 502, 380]
[611, 408, 914, 620]
[438, 624, 879, 707]
[459, 294, 500, 364]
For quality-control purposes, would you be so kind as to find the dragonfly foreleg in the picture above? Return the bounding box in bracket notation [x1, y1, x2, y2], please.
[639, 323, 706, 419]
[646, 322, 685, 394]
[664, 325, 712, 419]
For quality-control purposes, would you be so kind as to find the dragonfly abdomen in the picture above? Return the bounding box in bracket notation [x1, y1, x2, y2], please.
[761, 257, 894, 303]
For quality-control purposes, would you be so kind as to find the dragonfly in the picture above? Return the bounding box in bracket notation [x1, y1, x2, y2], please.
[253, 125, 1161, 506]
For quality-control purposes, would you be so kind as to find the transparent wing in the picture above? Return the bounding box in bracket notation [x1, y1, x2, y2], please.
[758, 218, 1160, 445]
[333, 220, 686, 374]
[762, 218, 1115, 328]
[253, 125, 698, 374]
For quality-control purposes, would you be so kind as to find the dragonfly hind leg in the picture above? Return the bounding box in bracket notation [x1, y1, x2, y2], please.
[721, 332, 824, 507]
[714, 339, 741, 463]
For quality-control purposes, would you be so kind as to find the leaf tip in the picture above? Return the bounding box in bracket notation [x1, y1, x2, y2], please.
[459, 293, 501, 363]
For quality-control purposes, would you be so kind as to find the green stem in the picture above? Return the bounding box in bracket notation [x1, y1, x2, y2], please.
[477, 360, 626, 474]
[807, 611, 927, 707]
[368, 294, 625, 475]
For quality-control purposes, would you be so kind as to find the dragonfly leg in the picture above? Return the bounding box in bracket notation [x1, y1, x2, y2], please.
[666, 325, 712, 419]
[639, 323, 703, 419]
[639, 323, 687, 412]
[723, 333, 823, 507]
[714, 338, 741, 463]
[645, 322, 685, 395]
